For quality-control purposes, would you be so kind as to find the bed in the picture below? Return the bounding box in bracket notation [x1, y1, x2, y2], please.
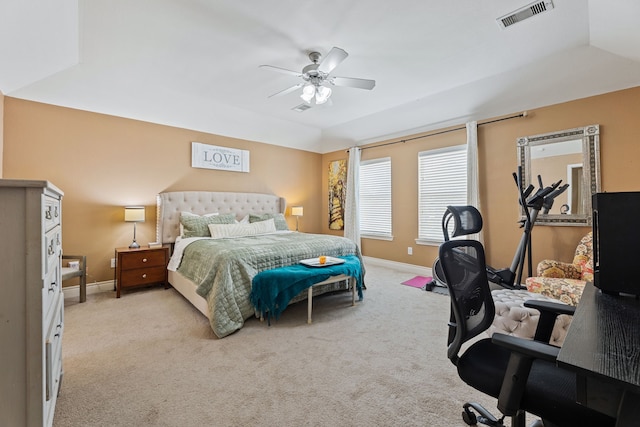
[156, 191, 362, 338]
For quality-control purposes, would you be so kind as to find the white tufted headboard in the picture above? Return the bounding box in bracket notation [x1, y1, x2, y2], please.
[156, 191, 286, 244]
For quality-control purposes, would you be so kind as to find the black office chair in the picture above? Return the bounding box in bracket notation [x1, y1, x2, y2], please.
[439, 239, 615, 427]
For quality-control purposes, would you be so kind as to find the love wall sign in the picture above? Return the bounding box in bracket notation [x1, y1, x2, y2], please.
[191, 142, 250, 173]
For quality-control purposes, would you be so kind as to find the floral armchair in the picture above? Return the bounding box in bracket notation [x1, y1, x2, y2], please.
[524, 232, 593, 306]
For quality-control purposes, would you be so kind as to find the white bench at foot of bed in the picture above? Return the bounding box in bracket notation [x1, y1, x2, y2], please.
[258, 275, 356, 324]
[306, 274, 355, 324]
[252, 256, 364, 325]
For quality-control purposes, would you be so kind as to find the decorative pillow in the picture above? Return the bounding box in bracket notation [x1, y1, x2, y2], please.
[180, 212, 236, 238]
[249, 213, 289, 231]
[208, 218, 277, 239]
[236, 214, 250, 224]
[524, 276, 586, 306]
[179, 212, 218, 236]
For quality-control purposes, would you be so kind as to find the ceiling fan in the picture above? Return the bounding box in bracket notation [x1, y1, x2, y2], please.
[260, 47, 376, 107]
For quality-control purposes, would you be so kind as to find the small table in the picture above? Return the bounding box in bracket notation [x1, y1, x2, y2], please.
[557, 282, 640, 427]
[115, 245, 170, 298]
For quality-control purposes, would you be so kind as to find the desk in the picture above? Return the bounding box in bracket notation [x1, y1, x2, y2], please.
[557, 283, 640, 427]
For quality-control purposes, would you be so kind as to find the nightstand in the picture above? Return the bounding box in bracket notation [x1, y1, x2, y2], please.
[115, 245, 170, 298]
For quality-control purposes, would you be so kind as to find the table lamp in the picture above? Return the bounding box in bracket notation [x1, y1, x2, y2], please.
[124, 206, 145, 248]
[291, 206, 303, 231]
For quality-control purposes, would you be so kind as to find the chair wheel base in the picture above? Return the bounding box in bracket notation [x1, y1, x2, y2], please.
[462, 409, 477, 425]
[462, 403, 505, 427]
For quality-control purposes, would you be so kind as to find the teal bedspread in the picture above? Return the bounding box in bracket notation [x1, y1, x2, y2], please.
[176, 232, 361, 338]
[250, 255, 363, 321]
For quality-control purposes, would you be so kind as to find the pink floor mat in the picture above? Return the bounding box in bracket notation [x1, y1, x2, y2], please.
[401, 276, 433, 289]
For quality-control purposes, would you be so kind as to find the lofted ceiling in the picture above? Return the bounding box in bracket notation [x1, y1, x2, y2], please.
[1, 0, 640, 153]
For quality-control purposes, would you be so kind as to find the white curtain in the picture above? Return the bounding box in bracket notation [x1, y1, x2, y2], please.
[466, 121, 483, 242]
[344, 146, 361, 249]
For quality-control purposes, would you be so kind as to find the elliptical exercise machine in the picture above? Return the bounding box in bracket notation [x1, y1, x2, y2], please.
[430, 167, 568, 291]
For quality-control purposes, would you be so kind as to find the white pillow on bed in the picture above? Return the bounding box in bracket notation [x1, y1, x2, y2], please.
[236, 214, 250, 224]
[208, 218, 277, 239]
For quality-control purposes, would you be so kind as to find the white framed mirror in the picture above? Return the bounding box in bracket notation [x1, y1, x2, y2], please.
[516, 124, 600, 226]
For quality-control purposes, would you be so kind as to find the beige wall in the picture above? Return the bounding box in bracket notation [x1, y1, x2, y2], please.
[322, 86, 640, 273]
[3, 99, 323, 282]
[4, 86, 640, 284]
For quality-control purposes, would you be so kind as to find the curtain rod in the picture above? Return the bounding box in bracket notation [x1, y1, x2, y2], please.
[351, 112, 528, 152]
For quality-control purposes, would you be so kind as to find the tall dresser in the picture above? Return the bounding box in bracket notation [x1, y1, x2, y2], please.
[0, 179, 64, 427]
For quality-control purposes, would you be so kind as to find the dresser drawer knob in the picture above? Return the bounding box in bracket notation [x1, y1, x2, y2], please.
[49, 282, 57, 292]
[142, 258, 148, 262]
[142, 273, 147, 278]
[45, 206, 52, 220]
[54, 206, 59, 218]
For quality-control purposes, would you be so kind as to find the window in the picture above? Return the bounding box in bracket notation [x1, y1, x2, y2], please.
[418, 145, 467, 244]
[359, 157, 392, 239]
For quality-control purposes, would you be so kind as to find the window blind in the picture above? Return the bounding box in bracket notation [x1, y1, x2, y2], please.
[360, 157, 392, 238]
[418, 145, 467, 243]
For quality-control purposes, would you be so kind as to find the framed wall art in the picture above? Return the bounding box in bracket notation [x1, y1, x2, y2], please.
[328, 159, 347, 230]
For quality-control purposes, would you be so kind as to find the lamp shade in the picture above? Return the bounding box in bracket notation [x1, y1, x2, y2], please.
[291, 206, 304, 217]
[300, 85, 315, 103]
[315, 86, 332, 104]
[124, 206, 145, 222]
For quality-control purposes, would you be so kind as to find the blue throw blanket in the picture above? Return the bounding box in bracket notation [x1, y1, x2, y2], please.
[250, 255, 364, 321]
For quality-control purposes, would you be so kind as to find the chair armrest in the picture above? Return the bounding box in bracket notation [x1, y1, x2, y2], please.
[536, 260, 581, 279]
[492, 333, 560, 416]
[492, 333, 560, 362]
[524, 300, 575, 343]
[524, 300, 575, 316]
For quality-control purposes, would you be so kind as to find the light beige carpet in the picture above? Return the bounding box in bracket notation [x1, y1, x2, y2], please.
[54, 263, 503, 427]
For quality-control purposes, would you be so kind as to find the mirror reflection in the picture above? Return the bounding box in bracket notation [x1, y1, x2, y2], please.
[517, 125, 600, 226]
[530, 139, 583, 214]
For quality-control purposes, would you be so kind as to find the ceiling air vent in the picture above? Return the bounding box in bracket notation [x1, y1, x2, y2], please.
[292, 104, 312, 113]
[497, 0, 554, 29]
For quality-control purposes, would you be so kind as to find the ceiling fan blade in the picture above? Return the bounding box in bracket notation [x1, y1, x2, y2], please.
[317, 47, 348, 74]
[330, 76, 376, 90]
[268, 83, 304, 98]
[259, 65, 302, 78]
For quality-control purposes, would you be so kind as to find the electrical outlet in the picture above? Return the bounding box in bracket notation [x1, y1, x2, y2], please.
[111, 258, 116, 268]
[407, 247, 413, 255]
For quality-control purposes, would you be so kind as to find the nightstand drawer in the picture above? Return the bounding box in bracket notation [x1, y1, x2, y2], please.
[120, 250, 166, 270]
[120, 266, 166, 287]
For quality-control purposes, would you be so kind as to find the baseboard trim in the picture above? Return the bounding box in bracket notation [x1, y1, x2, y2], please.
[363, 256, 432, 276]
[63, 280, 114, 301]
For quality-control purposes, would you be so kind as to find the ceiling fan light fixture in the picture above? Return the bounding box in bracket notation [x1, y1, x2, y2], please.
[300, 84, 316, 103]
[262, 47, 375, 110]
[315, 86, 332, 104]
